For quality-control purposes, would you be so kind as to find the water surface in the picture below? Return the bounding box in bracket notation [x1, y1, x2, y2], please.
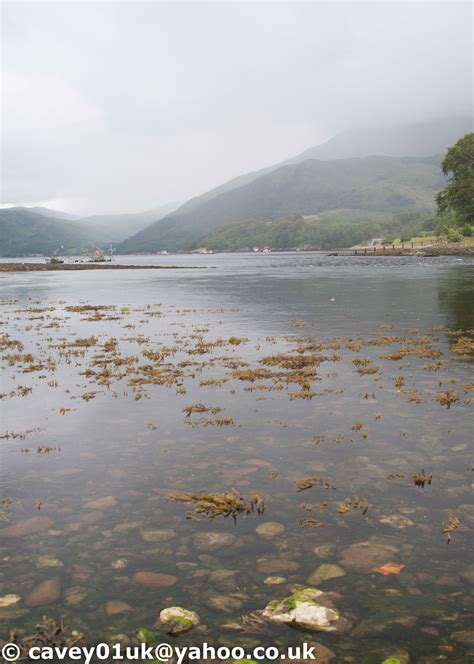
[1, 253, 473, 663]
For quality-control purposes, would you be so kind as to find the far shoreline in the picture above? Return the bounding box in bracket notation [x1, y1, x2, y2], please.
[0, 262, 203, 272]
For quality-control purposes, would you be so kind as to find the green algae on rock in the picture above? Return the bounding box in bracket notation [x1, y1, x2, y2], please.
[261, 588, 347, 633]
[159, 606, 200, 635]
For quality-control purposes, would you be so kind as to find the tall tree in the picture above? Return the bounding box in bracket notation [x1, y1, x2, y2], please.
[436, 133, 474, 225]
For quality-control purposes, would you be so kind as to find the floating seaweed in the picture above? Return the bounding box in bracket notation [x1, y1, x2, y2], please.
[434, 389, 460, 408]
[183, 403, 222, 417]
[412, 469, 432, 487]
[299, 517, 325, 527]
[203, 417, 234, 427]
[295, 477, 334, 492]
[301, 500, 328, 511]
[443, 515, 460, 543]
[386, 472, 405, 480]
[338, 495, 369, 515]
[165, 488, 264, 521]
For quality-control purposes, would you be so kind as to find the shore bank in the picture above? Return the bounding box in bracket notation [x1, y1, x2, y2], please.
[332, 244, 474, 257]
[0, 263, 198, 272]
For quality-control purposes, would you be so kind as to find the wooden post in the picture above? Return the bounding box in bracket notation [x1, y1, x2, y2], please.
[383, 245, 386, 252]
[411, 242, 414, 248]
[355, 249, 358, 255]
[392, 244, 395, 250]
[364, 248, 367, 254]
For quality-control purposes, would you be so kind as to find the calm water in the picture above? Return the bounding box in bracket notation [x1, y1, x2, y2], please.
[1, 253, 473, 663]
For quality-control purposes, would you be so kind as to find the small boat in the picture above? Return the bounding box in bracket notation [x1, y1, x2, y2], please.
[46, 247, 65, 264]
[86, 243, 114, 263]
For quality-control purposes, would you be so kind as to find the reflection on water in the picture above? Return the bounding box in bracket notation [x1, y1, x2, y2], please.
[0, 254, 473, 663]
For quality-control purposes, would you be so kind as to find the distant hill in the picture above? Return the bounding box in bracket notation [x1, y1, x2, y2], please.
[198, 210, 438, 252]
[122, 116, 470, 247]
[4, 206, 79, 221]
[119, 155, 446, 253]
[76, 202, 179, 242]
[0, 209, 93, 257]
[0, 203, 180, 256]
[119, 117, 469, 254]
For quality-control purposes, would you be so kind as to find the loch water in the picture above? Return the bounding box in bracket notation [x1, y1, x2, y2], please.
[0, 253, 473, 663]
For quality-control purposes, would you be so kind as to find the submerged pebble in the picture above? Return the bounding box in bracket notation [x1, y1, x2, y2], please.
[25, 578, 61, 607]
[255, 522, 285, 538]
[0, 594, 21, 608]
[133, 571, 178, 588]
[307, 564, 346, 585]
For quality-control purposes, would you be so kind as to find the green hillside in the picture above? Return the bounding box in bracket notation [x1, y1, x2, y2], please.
[0, 203, 179, 256]
[119, 155, 446, 253]
[197, 211, 437, 252]
[0, 209, 99, 257]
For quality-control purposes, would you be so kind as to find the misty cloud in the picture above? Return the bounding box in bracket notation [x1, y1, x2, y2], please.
[1, 1, 472, 215]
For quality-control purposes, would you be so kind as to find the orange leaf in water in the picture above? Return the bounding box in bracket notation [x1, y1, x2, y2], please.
[374, 562, 405, 575]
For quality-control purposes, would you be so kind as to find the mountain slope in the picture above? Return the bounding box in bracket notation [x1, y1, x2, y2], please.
[119, 155, 446, 253]
[292, 116, 472, 162]
[137, 116, 471, 226]
[76, 202, 179, 242]
[0, 202, 181, 256]
[4, 206, 79, 221]
[0, 209, 96, 257]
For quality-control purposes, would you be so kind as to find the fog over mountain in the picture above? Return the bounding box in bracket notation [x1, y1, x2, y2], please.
[1, 2, 471, 216]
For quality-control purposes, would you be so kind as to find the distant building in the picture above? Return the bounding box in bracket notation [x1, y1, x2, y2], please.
[191, 247, 213, 254]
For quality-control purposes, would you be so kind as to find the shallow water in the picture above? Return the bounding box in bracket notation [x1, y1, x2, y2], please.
[1, 253, 473, 663]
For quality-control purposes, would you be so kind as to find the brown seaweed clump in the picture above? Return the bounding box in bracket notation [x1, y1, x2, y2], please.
[299, 517, 325, 528]
[2, 616, 83, 661]
[412, 469, 432, 487]
[443, 516, 461, 543]
[434, 389, 460, 408]
[183, 403, 222, 417]
[166, 488, 264, 521]
[338, 495, 369, 515]
[295, 477, 334, 491]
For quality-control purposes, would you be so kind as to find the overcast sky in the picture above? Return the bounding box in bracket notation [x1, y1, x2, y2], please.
[1, 1, 472, 215]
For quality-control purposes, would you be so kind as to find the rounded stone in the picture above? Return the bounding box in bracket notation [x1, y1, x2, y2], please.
[106, 600, 133, 616]
[25, 578, 61, 607]
[193, 532, 237, 551]
[141, 529, 176, 542]
[307, 564, 346, 585]
[0, 594, 21, 608]
[85, 496, 117, 509]
[134, 571, 178, 588]
[255, 522, 285, 538]
[451, 630, 474, 646]
[0, 516, 53, 538]
[159, 606, 200, 635]
[263, 576, 287, 585]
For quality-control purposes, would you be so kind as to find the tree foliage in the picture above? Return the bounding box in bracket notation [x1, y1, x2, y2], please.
[196, 211, 438, 252]
[436, 133, 474, 225]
